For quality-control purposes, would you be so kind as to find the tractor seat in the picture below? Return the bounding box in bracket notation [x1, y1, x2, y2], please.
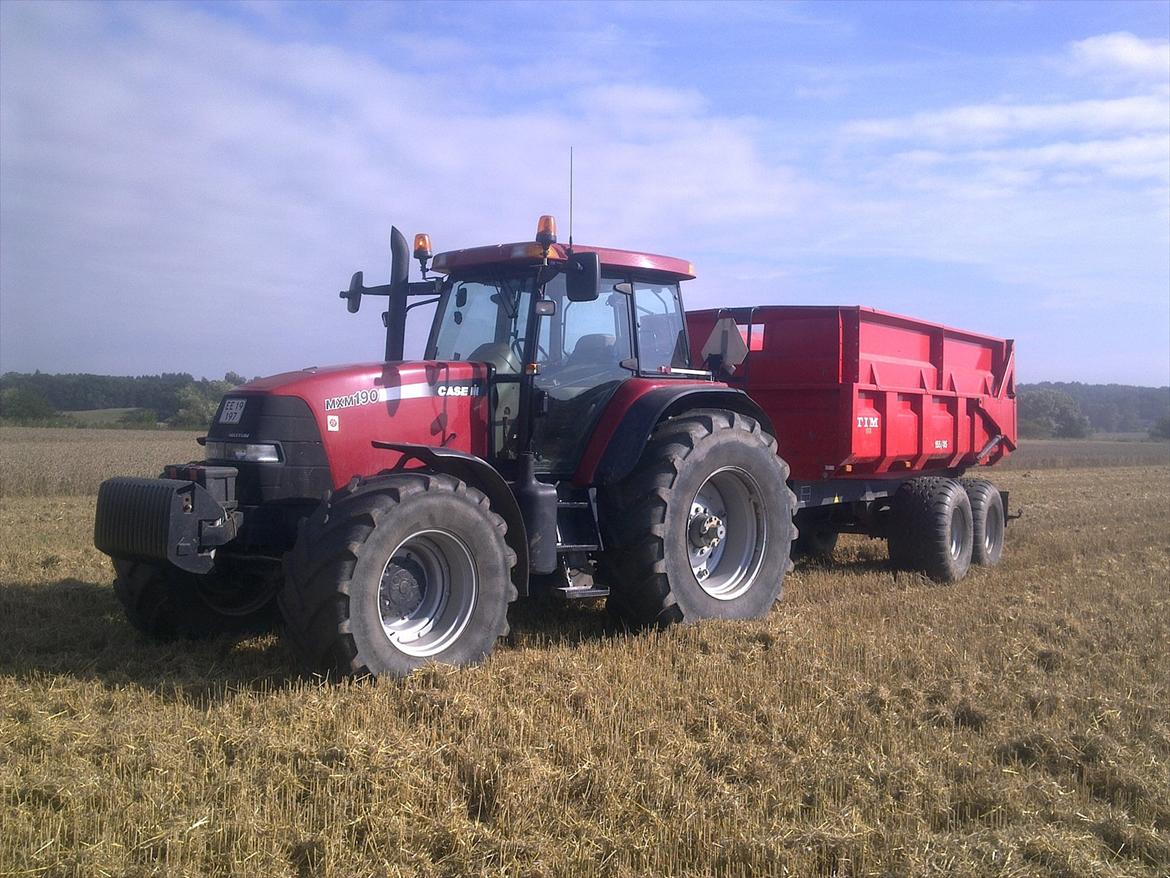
[467, 342, 521, 375]
[567, 333, 616, 366]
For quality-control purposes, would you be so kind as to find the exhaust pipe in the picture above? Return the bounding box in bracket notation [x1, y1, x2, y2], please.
[385, 226, 411, 362]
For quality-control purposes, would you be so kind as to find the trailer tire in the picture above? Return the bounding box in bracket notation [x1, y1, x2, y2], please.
[112, 558, 279, 640]
[960, 478, 1005, 567]
[888, 477, 973, 582]
[599, 409, 796, 628]
[279, 473, 516, 679]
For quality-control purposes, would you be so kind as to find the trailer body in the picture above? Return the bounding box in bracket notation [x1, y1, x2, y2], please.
[686, 305, 1017, 485]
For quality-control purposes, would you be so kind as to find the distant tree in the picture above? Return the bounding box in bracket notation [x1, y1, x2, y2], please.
[1018, 389, 1091, 439]
[0, 387, 55, 422]
[224, 371, 246, 387]
[119, 409, 160, 428]
[168, 379, 232, 428]
[1151, 416, 1170, 441]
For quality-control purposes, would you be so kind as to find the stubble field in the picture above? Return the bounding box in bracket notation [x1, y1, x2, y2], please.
[1, 428, 1168, 877]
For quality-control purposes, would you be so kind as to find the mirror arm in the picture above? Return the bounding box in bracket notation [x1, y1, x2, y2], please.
[404, 295, 440, 314]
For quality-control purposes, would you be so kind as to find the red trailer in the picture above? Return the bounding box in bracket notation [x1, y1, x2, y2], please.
[686, 305, 1016, 577]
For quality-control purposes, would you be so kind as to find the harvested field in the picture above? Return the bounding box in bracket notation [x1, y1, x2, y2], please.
[0, 427, 202, 498]
[1001, 438, 1169, 471]
[0, 428, 1167, 877]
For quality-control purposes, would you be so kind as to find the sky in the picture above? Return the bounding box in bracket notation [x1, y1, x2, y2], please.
[1, 0, 1168, 385]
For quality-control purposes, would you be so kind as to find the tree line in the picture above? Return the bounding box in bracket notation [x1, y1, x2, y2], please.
[1017, 383, 1169, 439]
[0, 371, 249, 428]
[2, 371, 1168, 439]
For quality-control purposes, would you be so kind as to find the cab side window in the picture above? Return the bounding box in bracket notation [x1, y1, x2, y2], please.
[633, 282, 689, 372]
[560, 283, 632, 369]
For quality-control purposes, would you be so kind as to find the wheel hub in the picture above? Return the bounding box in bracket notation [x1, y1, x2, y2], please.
[688, 513, 725, 553]
[380, 554, 427, 620]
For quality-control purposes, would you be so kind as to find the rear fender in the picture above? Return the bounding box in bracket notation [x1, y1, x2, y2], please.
[372, 442, 529, 597]
[575, 386, 776, 486]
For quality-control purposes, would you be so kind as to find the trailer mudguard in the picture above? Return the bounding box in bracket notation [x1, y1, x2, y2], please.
[575, 385, 776, 487]
[371, 442, 530, 596]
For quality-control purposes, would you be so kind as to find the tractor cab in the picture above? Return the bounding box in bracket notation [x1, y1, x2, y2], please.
[347, 217, 701, 478]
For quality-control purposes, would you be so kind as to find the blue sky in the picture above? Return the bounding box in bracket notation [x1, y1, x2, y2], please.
[1, 0, 1167, 384]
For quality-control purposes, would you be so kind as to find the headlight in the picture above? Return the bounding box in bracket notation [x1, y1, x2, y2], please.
[205, 441, 281, 463]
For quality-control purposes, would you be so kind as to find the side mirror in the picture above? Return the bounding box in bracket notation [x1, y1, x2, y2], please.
[700, 316, 749, 377]
[534, 299, 557, 317]
[342, 271, 364, 313]
[565, 252, 600, 302]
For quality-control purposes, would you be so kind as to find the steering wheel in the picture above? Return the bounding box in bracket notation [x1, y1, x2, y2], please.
[510, 336, 549, 363]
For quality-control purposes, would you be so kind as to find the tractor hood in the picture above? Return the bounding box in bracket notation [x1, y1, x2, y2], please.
[237, 360, 487, 400]
[213, 360, 492, 490]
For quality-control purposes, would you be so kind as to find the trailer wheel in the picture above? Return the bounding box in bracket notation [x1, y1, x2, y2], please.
[960, 478, 1005, 566]
[599, 410, 796, 628]
[888, 477, 973, 582]
[112, 558, 279, 640]
[279, 473, 516, 678]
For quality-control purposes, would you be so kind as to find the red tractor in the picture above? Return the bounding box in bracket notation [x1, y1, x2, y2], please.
[95, 217, 1016, 678]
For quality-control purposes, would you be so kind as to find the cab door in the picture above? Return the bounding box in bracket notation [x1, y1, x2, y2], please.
[530, 274, 634, 475]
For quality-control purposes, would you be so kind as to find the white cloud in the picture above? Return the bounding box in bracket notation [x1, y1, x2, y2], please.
[844, 95, 1169, 145]
[889, 134, 1170, 187]
[1068, 31, 1170, 82]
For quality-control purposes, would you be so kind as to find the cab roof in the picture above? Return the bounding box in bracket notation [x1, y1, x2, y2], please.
[431, 241, 696, 281]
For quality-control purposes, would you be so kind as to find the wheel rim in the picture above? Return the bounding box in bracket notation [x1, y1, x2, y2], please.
[985, 501, 1004, 555]
[378, 529, 478, 658]
[687, 466, 767, 600]
[949, 504, 971, 560]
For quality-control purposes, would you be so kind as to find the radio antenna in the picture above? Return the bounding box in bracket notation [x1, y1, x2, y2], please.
[568, 146, 574, 249]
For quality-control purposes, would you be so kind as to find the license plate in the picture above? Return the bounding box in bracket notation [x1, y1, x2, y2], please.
[219, 399, 247, 424]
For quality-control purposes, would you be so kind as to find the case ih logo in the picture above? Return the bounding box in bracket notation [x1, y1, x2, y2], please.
[438, 384, 481, 397]
[856, 416, 880, 429]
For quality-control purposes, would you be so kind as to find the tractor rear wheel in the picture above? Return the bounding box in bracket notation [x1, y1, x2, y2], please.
[960, 478, 1005, 566]
[600, 410, 796, 628]
[112, 558, 280, 639]
[888, 477, 973, 582]
[279, 473, 516, 678]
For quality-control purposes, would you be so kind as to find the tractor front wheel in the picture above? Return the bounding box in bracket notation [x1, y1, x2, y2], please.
[112, 558, 280, 640]
[600, 410, 796, 628]
[279, 473, 517, 678]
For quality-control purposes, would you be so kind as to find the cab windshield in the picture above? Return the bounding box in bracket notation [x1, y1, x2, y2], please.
[425, 274, 536, 374]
